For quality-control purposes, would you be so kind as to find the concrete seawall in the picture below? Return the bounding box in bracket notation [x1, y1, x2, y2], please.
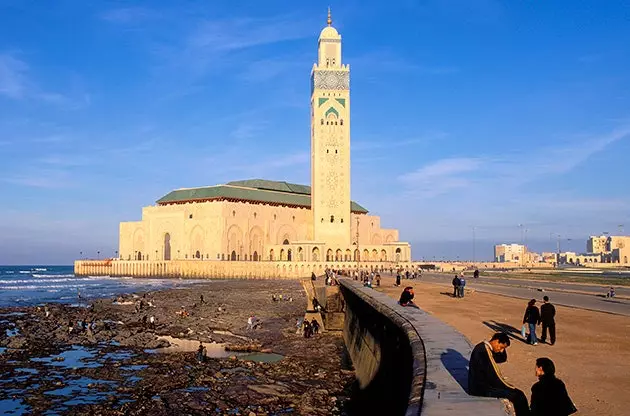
[339, 278, 507, 415]
[74, 259, 402, 279]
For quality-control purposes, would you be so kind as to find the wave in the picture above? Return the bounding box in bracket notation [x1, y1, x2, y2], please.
[32, 274, 75, 278]
[19, 271, 30, 274]
[4, 271, 14, 274]
[0, 284, 89, 290]
[33, 268, 47, 271]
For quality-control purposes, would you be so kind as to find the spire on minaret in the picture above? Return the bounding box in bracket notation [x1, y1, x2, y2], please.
[327, 7, 332, 26]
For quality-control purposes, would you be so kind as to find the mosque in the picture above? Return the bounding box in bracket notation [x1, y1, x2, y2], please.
[118, 11, 411, 266]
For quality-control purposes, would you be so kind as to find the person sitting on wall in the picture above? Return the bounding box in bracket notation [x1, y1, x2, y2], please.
[398, 287, 416, 307]
[469, 332, 530, 416]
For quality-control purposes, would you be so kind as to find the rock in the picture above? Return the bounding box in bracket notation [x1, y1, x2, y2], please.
[6, 337, 27, 349]
[145, 338, 170, 349]
[249, 412, 256, 416]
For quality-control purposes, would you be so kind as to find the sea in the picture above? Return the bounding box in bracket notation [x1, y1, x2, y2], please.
[0, 265, 206, 308]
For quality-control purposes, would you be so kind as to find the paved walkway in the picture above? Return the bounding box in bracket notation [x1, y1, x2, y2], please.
[401, 273, 630, 316]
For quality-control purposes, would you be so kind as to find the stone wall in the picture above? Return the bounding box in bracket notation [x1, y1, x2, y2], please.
[338, 279, 507, 416]
[73, 259, 405, 279]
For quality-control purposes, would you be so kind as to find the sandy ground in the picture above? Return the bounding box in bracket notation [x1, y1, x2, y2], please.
[376, 275, 630, 416]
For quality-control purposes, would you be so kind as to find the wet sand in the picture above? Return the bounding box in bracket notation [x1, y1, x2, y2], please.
[0, 280, 354, 415]
[377, 275, 630, 416]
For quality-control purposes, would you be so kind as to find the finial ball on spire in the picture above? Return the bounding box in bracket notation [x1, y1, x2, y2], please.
[327, 7, 332, 26]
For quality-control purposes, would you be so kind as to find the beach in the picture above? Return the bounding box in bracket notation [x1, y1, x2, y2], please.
[0, 279, 354, 415]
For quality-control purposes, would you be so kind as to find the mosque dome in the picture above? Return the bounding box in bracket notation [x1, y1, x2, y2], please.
[319, 25, 339, 39]
[319, 8, 340, 39]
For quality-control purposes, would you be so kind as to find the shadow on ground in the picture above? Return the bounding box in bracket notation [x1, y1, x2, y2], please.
[440, 348, 469, 391]
[482, 320, 528, 345]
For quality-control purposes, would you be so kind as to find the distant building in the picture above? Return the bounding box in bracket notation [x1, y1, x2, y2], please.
[541, 252, 557, 264]
[586, 235, 630, 265]
[494, 244, 527, 263]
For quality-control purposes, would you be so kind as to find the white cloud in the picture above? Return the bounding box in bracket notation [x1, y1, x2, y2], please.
[0, 53, 28, 99]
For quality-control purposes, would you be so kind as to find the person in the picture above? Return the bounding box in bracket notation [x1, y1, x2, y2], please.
[199, 294, 205, 305]
[375, 273, 381, 287]
[247, 315, 254, 331]
[607, 287, 615, 298]
[197, 342, 207, 363]
[530, 358, 577, 416]
[469, 333, 530, 416]
[311, 318, 320, 335]
[459, 276, 466, 298]
[311, 272, 317, 281]
[399, 287, 415, 306]
[395, 272, 401, 287]
[474, 269, 480, 279]
[303, 320, 312, 338]
[296, 317, 304, 334]
[523, 299, 541, 345]
[539, 296, 556, 345]
[149, 315, 155, 329]
[452, 275, 461, 297]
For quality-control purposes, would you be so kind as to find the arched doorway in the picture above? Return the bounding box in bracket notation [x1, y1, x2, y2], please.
[326, 249, 333, 261]
[335, 249, 342, 262]
[354, 249, 360, 261]
[395, 247, 402, 262]
[287, 249, 292, 261]
[312, 247, 320, 261]
[163, 233, 171, 260]
[269, 249, 275, 261]
[298, 247, 303, 261]
[253, 251, 259, 261]
[381, 249, 387, 261]
[136, 251, 142, 261]
[230, 251, 237, 261]
[195, 250, 200, 259]
[283, 239, 290, 245]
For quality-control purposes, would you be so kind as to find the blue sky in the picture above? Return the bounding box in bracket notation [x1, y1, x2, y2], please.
[1, 0, 629, 264]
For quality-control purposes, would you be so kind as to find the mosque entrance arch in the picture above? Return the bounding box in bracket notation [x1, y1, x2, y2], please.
[395, 247, 402, 262]
[163, 233, 171, 261]
[253, 251, 259, 261]
[136, 251, 142, 261]
[230, 251, 237, 261]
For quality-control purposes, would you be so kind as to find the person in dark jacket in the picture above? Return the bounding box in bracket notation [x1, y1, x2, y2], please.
[399, 286, 415, 306]
[469, 333, 530, 416]
[452, 275, 461, 297]
[530, 357, 577, 416]
[539, 296, 556, 345]
[523, 299, 541, 345]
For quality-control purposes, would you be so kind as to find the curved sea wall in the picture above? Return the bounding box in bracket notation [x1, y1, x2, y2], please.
[338, 279, 507, 415]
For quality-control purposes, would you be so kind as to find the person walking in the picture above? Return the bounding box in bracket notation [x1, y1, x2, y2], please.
[530, 357, 577, 416]
[539, 296, 556, 345]
[452, 275, 461, 298]
[469, 333, 530, 416]
[395, 272, 401, 287]
[523, 299, 541, 345]
[459, 276, 466, 298]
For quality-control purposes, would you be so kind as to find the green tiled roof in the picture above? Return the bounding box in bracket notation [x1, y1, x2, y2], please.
[156, 179, 369, 213]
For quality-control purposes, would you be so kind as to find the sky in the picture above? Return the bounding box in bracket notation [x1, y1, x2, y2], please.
[1, 0, 629, 265]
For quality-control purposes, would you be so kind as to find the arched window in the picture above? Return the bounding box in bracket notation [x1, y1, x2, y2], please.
[330, 215, 335, 223]
[321, 119, 324, 125]
[283, 239, 289, 245]
[287, 249, 292, 261]
[253, 251, 259, 261]
[163, 233, 171, 261]
[137, 251, 142, 261]
[230, 251, 237, 261]
[195, 250, 200, 259]
[340, 119, 344, 125]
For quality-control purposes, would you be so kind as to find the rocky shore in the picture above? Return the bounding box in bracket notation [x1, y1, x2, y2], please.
[0, 279, 355, 415]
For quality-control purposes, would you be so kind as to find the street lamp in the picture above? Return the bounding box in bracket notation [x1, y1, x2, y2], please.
[155, 249, 158, 260]
[97, 251, 100, 260]
[80, 251, 83, 260]
[115, 250, 118, 260]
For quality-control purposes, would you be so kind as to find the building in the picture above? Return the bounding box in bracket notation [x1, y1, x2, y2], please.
[587, 235, 608, 254]
[117, 11, 411, 265]
[494, 244, 527, 263]
[585, 235, 630, 265]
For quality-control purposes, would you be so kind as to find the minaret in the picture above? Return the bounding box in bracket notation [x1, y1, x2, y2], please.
[311, 9, 351, 246]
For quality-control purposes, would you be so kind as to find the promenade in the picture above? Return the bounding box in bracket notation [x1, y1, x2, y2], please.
[417, 272, 630, 316]
[377, 275, 630, 415]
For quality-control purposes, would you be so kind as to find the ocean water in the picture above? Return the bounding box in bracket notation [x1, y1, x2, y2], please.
[0, 265, 206, 308]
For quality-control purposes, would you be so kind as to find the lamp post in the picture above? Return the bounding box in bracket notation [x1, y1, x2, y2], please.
[518, 224, 524, 245]
[97, 250, 100, 260]
[80, 251, 83, 260]
[115, 250, 118, 260]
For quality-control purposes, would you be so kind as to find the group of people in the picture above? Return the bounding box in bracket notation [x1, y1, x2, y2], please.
[451, 274, 467, 298]
[522, 296, 556, 345]
[469, 332, 576, 416]
[271, 293, 293, 302]
[246, 315, 262, 331]
[296, 317, 320, 338]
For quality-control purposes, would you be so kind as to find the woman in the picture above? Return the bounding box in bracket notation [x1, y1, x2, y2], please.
[523, 299, 541, 345]
[531, 357, 577, 415]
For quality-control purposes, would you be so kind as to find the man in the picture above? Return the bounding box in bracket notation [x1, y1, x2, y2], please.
[474, 269, 480, 279]
[459, 276, 466, 298]
[539, 296, 556, 345]
[452, 275, 461, 297]
[469, 333, 530, 416]
[530, 357, 577, 416]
